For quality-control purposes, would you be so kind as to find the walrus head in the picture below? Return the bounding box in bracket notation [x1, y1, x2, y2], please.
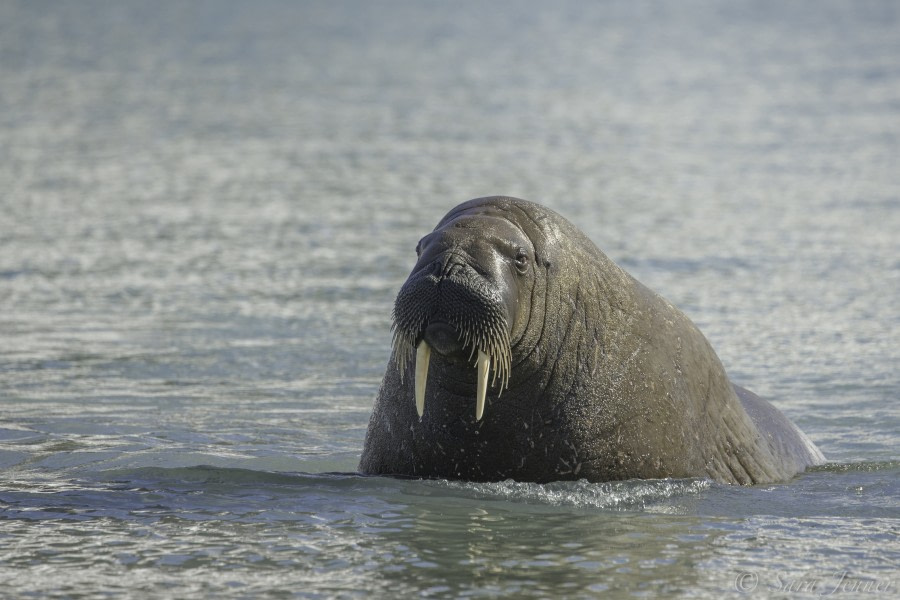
[390, 202, 539, 421]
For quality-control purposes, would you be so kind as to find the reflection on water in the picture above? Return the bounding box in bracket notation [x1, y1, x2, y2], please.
[2, 466, 898, 597]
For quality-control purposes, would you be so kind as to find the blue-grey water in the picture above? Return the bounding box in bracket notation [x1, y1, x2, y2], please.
[1, 1, 898, 597]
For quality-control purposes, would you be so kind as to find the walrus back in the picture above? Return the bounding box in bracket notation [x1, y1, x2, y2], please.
[733, 384, 826, 472]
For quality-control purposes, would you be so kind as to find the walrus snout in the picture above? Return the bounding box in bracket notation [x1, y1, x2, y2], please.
[390, 257, 513, 423]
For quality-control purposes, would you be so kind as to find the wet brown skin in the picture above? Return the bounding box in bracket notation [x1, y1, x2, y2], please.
[359, 196, 825, 484]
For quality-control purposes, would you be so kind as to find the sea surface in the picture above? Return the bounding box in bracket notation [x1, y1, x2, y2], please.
[1, 1, 898, 598]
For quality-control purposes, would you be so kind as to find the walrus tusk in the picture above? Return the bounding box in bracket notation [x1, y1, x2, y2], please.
[476, 349, 489, 421]
[415, 340, 431, 418]
[414, 340, 490, 420]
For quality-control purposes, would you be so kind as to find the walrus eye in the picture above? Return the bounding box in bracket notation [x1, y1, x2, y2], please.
[514, 249, 529, 272]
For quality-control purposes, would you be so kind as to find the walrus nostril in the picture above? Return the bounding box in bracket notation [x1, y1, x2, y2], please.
[433, 252, 467, 280]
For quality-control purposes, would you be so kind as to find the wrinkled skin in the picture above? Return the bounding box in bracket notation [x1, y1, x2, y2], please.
[359, 197, 825, 484]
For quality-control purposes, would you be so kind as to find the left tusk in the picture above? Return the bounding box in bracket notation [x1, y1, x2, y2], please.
[415, 340, 431, 418]
[476, 350, 489, 421]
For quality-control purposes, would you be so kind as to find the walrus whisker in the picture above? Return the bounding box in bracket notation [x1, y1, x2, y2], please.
[390, 279, 511, 420]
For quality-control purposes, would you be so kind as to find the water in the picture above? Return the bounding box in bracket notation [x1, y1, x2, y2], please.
[1, 0, 898, 597]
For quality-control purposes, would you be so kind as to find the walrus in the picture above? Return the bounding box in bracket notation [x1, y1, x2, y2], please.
[358, 196, 825, 484]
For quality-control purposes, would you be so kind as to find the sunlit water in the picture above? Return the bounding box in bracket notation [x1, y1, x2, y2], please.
[1, 1, 898, 597]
